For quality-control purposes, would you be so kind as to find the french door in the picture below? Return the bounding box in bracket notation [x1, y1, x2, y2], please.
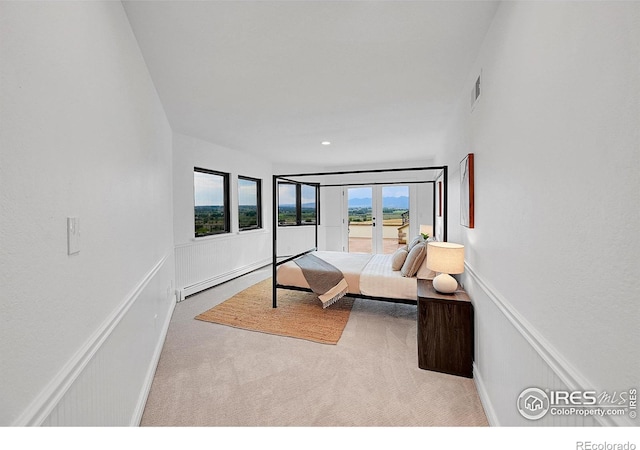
[345, 185, 411, 254]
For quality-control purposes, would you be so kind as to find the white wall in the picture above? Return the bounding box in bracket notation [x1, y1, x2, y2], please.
[173, 133, 272, 298]
[439, 1, 640, 425]
[320, 186, 344, 252]
[0, 1, 175, 425]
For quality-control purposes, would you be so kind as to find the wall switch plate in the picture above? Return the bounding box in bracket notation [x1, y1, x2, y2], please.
[67, 217, 80, 255]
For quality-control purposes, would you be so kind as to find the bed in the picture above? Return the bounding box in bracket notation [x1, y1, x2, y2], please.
[271, 165, 448, 308]
[276, 240, 436, 308]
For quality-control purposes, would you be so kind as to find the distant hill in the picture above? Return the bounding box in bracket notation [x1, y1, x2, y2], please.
[347, 197, 372, 207]
[349, 196, 408, 209]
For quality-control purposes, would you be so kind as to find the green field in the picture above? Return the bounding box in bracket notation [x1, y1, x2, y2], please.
[278, 205, 316, 225]
[195, 205, 226, 236]
[348, 207, 407, 223]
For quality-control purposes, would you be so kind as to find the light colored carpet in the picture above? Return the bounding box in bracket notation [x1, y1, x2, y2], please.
[140, 267, 488, 427]
[195, 279, 354, 344]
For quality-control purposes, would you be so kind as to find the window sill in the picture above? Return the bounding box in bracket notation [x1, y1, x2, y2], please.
[277, 223, 318, 228]
[192, 232, 232, 242]
[237, 228, 266, 235]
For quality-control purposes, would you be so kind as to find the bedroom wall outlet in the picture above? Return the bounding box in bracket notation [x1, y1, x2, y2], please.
[67, 217, 80, 255]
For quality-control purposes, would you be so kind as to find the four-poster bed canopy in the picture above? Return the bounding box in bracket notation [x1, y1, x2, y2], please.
[272, 166, 448, 308]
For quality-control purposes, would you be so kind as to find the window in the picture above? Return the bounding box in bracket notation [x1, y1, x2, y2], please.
[238, 176, 262, 231]
[301, 184, 317, 224]
[278, 183, 297, 225]
[194, 168, 230, 237]
[278, 182, 318, 226]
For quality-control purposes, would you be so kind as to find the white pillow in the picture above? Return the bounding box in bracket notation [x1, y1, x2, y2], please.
[391, 247, 408, 271]
[416, 238, 437, 279]
[407, 235, 425, 252]
[401, 242, 427, 277]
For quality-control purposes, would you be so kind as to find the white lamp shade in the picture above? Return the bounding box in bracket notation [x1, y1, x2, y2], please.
[426, 242, 464, 274]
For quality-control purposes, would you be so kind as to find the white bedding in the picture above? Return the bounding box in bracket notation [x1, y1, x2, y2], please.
[360, 253, 417, 300]
[277, 251, 372, 295]
[277, 250, 430, 301]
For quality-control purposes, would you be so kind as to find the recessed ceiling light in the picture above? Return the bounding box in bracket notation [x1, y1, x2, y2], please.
[321, 141, 331, 146]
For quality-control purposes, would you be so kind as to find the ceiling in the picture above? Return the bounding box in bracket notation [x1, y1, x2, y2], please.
[123, 1, 499, 168]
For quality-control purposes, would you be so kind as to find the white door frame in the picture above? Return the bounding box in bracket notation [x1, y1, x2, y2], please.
[342, 184, 415, 254]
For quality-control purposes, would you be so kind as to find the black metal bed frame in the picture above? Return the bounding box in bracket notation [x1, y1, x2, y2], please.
[272, 166, 448, 308]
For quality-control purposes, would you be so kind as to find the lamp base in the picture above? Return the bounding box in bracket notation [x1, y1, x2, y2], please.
[432, 273, 458, 294]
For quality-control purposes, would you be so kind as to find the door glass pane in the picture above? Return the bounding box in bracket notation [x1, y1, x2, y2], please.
[382, 186, 409, 254]
[348, 187, 372, 253]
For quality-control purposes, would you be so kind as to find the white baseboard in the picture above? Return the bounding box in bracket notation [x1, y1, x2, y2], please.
[472, 362, 500, 427]
[131, 292, 176, 426]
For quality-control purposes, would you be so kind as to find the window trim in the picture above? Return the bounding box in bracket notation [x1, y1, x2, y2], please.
[194, 167, 230, 238]
[277, 181, 319, 227]
[237, 175, 262, 231]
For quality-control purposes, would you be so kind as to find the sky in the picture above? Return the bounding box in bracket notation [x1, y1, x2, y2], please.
[238, 178, 258, 206]
[197, 176, 409, 207]
[349, 186, 409, 199]
[194, 171, 224, 206]
[195, 172, 259, 207]
[278, 184, 316, 206]
[348, 185, 409, 200]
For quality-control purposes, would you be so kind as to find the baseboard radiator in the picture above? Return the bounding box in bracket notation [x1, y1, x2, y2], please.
[175, 231, 272, 300]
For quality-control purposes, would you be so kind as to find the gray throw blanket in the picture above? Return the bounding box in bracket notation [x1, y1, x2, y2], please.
[294, 253, 349, 308]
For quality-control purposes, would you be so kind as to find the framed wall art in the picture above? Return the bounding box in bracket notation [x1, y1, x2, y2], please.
[460, 153, 474, 228]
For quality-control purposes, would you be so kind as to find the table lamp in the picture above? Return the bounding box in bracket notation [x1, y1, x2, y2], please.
[426, 242, 464, 294]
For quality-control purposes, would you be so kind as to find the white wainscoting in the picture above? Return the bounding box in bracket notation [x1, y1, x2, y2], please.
[175, 230, 272, 300]
[462, 262, 628, 427]
[15, 254, 176, 426]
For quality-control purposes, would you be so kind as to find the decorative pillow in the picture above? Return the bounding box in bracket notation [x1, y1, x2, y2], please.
[401, 242, 427, 277]
[391, 247, 409, 271]
[417, 237, 436, 279]
[407, 235, 425, 252]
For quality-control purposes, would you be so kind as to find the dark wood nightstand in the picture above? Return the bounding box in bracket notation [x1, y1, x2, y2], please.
[417, 279, 474, 378]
